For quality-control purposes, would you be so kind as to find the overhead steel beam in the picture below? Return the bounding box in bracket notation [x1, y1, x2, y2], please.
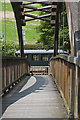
[54, 2, 62, 56]
[24, 13, 51, 18]
[24, 13, 55, 22]
[24, 8, 51, 13]
[25, 17, 52, 22]
[11, 2, 24, 57]
[10, 1, 58, 57]
[23, 2, 52, 5]
[23, 5, 52, 10]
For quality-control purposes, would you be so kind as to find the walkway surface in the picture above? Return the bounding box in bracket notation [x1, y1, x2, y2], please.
[2, 75, 68, 118]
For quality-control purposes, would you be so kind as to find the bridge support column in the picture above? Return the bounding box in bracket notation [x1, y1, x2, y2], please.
[54, 3, 62, 56]
[11, 2, 24, 57]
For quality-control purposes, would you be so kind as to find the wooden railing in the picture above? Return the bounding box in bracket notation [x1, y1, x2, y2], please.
[49, 54, 80, 119]
[2, 56, 30, 94]
[30, 66, 48, 75]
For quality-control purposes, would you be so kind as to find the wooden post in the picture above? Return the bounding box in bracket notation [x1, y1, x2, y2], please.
[78, 67, 80, 118]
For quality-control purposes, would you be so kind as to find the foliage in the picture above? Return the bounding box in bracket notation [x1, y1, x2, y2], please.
[2, 40, 15, 56]
[2, 41, 44, 56]
[1, 3, 42, 56]
[1, 2, 13, 11]
[59, 4, 70, 51]
[24, 43, 43, 50]
[23, 20, 41, 44]
[36, 3, 70, 51]
[1, 2, 71, 56]
[16, 43, 44, 50]
[36, 20, 55, 50]
[59, 26, 70, 51]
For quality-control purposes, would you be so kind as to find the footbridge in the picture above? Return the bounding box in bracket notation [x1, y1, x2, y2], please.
[1, 0, 80, 119]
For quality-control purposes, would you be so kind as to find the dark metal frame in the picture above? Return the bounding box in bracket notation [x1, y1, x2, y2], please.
[10, 1, 62, 57]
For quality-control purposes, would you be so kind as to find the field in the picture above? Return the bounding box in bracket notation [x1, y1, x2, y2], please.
[0, 2, 41, 45]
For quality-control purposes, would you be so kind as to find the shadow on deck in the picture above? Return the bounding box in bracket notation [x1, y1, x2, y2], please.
[2, 75, 68, 118]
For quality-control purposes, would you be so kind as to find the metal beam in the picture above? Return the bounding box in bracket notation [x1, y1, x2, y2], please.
[25, 17, 51, 22]
[11, 2, 24, 57]
[23, 5, 51, 10]
[23, 2, 52, 5]
[24, 8, 51, 13]
[24, 13, 51, 18]
[54, 3, 62, 56]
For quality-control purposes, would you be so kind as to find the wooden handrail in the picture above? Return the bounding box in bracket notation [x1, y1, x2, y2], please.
[2, 56, 30, 94]
[49, 54, 80, 118]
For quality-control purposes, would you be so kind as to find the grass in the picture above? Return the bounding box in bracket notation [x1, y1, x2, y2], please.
[0, 2, 2, 11]
[24, 4, 41, 16]
[1, 19, 18, 43]
[1, 2, 13, 11]
[1, 19, 41, 44]
[24, 21, 41, 44]
[1, 2, 42, 47]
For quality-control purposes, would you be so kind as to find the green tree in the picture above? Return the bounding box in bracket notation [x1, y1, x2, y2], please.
[59, 4, 70, 51]
[36, 21, 55, 50]
[2, 40, 15, 56]
[36, 3, 70, 51]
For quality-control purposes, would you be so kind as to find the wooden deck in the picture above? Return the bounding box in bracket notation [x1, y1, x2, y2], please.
[2, 75, 68, 118]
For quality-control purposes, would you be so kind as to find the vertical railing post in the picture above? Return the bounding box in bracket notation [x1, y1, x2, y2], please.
[2, 57, 30, 95]
[4, 61, 6, 88]
[62, 60, 64, 96]
[78, 67, 80, 118]
[60, 60, 62, 91]
[2, 65, 4, 90]
[74, 64, 79, 118]
[67, 62, 70, 110]
[49, 55, 80, 119]
[70, 64, 75, 118]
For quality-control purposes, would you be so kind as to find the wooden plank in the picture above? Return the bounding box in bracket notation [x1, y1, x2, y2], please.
[2, 75, 68, 118]
[52, 5, 57, 8]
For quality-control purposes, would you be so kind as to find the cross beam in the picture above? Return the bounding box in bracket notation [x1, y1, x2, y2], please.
[11, 1, 61, 57]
